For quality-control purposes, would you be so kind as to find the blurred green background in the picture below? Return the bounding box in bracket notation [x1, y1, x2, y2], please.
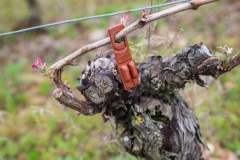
[0, 0, 239, 159]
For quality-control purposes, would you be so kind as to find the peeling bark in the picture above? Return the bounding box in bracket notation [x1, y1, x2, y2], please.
[75, 43, 216, 159]
[53, 43, 239, 159]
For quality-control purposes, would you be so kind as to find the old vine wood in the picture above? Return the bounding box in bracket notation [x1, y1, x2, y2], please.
[49, 0, 240, 159]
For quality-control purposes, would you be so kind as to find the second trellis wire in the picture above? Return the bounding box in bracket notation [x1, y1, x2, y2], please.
[0, 0, 191, 37]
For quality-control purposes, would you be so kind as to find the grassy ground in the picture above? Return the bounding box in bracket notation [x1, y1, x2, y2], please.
[0, 0, 239, 159]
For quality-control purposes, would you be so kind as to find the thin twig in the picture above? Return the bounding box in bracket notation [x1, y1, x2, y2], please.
[163, 15, 176, 54]
[49, 0, 219, 72]
[147, 0, 153, 55]
[164, 25, 181, 54]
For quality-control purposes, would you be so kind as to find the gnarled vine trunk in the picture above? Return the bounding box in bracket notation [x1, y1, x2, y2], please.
[75, 43, 217, 159]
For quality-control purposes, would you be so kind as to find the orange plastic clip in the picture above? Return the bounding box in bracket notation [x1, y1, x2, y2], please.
[108, 23, 140, 90]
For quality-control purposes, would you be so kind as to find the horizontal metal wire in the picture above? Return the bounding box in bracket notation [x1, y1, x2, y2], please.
[0, 0, 191, 37]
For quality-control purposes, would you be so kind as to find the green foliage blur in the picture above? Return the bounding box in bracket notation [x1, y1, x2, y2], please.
[0, 0, 239, 159]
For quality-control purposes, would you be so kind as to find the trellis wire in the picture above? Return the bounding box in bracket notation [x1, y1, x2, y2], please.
[0, 0, 191, 37]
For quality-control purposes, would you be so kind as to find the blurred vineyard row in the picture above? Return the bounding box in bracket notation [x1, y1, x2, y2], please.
[0, 0, 239, 159]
